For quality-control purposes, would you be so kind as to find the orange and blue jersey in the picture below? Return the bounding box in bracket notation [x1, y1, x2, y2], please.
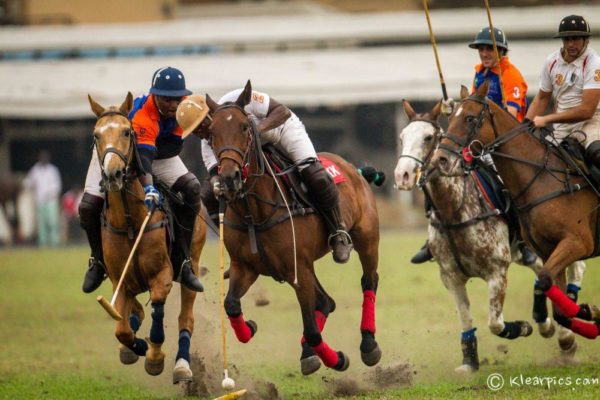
[129, 94, 184, 160]
[472, 56, 528, 122]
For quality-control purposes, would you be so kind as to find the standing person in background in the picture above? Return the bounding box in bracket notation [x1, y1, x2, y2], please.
[24, 150, 62, 247]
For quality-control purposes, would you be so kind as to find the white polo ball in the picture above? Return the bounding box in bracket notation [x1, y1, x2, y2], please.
[221, 377, 235, 390]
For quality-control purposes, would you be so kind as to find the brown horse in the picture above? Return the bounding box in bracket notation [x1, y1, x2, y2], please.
[88, 93, 206, 382]
[432, 81, 599, 344]
[204, 81, 381, 375]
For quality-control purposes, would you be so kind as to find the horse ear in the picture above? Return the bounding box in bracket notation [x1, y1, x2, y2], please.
[236, 80, 252, 108]
[460, 85, 469, 100]
[206, 94, 219, 112]
[430, 99, 442, 121]
[476, 80, 490, 98]
[88, 94, 105, 118]
[119, 92, 133, 116]
[402, 99, 417, 120]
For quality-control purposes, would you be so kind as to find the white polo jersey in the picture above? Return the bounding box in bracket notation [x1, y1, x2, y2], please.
[202, 88, 315, 172]
[539, 47, 600, 133]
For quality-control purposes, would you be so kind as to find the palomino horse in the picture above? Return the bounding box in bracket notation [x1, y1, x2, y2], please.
[204, 81, 381, 375]
[88, 93, 206, 382]
[432, 81, 597, 345]
[395, 100, 545, 371]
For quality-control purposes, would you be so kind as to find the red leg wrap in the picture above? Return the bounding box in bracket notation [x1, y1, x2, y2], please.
[228, 314, 252, 343]
[571, 319, 599, 339]
[544, 285, 580, 318]
[312, 341, 339, 368]
[360, 290, 376, 333]
[301, 310, 328, 345]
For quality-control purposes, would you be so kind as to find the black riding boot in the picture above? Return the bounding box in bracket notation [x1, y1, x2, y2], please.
[518, 240, 537, 266]
[79, 192, 107, 293]
[411, 241, 433, 264]
[301, 161, 353, 263]
[172, 173, 204, 292]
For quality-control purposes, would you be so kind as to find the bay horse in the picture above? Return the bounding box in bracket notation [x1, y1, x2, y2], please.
[432, 81, 597, 346]
[88, 93, 206, 382]
[204, 81, 381, 375]
[395, 99, 546, 371]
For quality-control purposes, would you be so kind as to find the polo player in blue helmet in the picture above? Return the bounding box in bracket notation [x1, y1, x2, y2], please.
[80, 66, 204, 293]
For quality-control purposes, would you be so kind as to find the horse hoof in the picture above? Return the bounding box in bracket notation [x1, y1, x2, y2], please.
[333, 351, 350, 372]
[300, 355, 321, 376]
[246, 320, 258, 337]
[173, 358, 193, 384]
[519, 321, 533, 337]
[454, 364, 477, 373]
[361, 343, 382, 366]
[145, 357, 165, 376]
[560, 340, 578, 358]
[538, 318, 556, 338]
[119, 345, 139, 365]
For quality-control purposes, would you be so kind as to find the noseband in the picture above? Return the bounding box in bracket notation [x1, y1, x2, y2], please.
[398, 119, 443, 170]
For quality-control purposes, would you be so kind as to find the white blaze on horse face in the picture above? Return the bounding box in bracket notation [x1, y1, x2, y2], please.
[103, 145, 115, 171]
[455, 106, 463, 117]
[98, 122, 121, 134]
[394, 121, 435, 190]
[226, 114, 233, 122]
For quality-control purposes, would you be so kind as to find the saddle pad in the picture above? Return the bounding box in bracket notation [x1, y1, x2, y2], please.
[318, 156, 347, 185]
[472, 169, 504, 214]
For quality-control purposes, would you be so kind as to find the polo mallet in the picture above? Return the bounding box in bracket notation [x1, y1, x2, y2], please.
[215, 196, 245, 399]
[97, 209, 154, 321]
[422, 0, 448, 101]
[483, 0, 506, 107]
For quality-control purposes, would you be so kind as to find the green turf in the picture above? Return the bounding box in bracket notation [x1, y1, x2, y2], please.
[1, 232, 600, 399]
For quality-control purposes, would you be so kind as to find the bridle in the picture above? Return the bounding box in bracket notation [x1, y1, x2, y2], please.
[398, 118, 443, 173]
[94, 110, 136, 184]
[210, 103, 254, 183]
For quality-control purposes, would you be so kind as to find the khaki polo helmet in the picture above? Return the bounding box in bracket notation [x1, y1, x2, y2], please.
[177, 95, 210, 139]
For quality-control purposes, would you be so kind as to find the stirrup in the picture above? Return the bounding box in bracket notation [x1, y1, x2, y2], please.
[328, 230, 353, 247]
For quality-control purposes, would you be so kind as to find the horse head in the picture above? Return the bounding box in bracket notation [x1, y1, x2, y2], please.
[206, 80, 254, 201]
[88, 92, 134, 192]
[394, 99, 442, 190]
[432, 81, 500, 177]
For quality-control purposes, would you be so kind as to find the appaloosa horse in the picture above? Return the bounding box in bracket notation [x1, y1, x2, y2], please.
[433, 81, 598, 345]
[205, 81, 381, 375]
[88, 93, 206, 382]
[395, 100, 550, 371]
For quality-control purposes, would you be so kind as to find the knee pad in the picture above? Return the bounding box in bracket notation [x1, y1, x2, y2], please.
[585, 140, 600, 166]
[173, 172, 202, 207]
[78, 192, 104, 229]
[301, 161, 338, 207]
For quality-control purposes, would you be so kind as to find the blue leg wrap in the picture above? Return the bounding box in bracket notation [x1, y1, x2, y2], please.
[567, 283, 581, 302]
[533, 280, 548, 323]
[498, 322, 522, 339]
[129, 314, 141, 333]
[461, 327, 477, 341]
[150, 303, 165, 344]
[130, 338, 148, 356]
[176, 330, 191, 362]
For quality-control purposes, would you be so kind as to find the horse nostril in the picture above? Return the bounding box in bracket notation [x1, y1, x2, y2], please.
[402, 171, 409, 183]
[115, 170, 122, 180]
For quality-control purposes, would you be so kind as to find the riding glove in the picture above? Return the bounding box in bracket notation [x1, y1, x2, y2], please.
[210, 175, 224, 198]
[143, 185, 161, 211]
[441, 98, 455, 116]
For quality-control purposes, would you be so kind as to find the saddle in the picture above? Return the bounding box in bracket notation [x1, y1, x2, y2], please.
[558, 137, 600, 187]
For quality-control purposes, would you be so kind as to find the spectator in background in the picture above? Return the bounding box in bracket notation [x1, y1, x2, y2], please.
[61, 186, 83, 244]
[23, 150, 62, 247]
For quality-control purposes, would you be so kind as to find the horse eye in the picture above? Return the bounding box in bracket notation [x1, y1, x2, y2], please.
[423, 135, 433, 142]
[93, 133, 100, 140]
[465, 115, 475, 123]
[123, 129, 130, 137]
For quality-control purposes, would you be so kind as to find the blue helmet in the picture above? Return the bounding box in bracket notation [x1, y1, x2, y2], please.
[469, 27, 508, 51]
[149, 66, 192, 97]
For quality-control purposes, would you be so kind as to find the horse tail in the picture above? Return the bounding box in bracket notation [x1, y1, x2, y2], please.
[357, 166, 386, 187]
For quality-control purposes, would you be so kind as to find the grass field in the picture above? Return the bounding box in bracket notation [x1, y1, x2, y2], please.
[2, 231, 600, 399]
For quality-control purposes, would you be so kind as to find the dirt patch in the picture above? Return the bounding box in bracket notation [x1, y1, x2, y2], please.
[327, 362, 414, 397]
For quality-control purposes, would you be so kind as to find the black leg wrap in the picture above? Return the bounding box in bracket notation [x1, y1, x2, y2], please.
[361, 274, 379, 293]
[304, 332, 322, 347]
[224, 297, 242, 318]
[553, 311, 573, 329]
[533, 283, 548, 323]
[537, 274, 552, 292]
[497, 322, 522, 340]
[79, 192, 104, 261]
[577, 304, 592, 321]
[461, 336, 479, 370]
[359, 331, 377, 353]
